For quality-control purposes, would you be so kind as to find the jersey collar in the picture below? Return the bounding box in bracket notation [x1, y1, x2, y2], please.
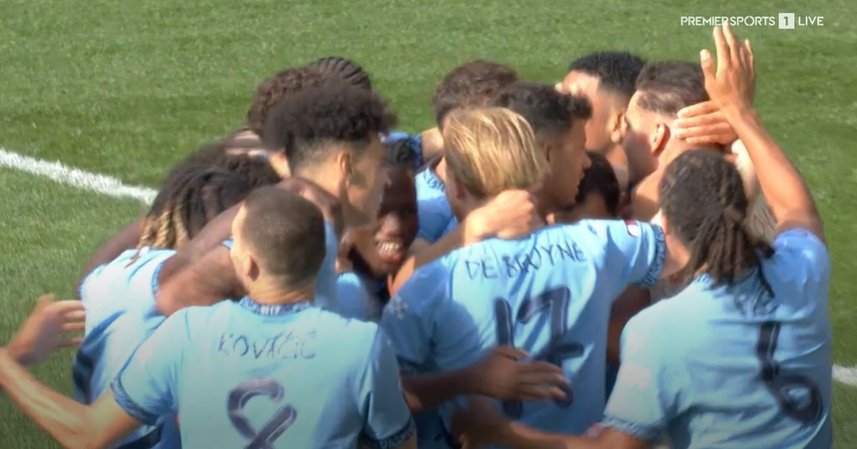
[238, 296, 313, 317]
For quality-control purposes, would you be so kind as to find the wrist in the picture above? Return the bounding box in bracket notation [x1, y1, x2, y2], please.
[3, 342, 26, 366]
[722, 104, 757, 124]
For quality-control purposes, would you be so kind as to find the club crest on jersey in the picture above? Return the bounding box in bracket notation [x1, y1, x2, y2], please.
[625, 220, 641, 237]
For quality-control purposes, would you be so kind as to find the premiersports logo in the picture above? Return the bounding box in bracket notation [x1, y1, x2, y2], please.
[679, 13, 824, 29]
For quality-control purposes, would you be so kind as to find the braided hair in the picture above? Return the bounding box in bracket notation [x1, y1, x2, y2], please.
[308, 56, 373, 91]
[659, 150, 774, 292]
[138, 166, 253, 250]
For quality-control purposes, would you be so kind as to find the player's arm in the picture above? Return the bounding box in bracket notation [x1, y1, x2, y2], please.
[391, 189, 542, 295]
[77, 218, 143, 289]
[0, 348, 140, 449]
[453, 396, 647, 449]
[401, 346, 567, 413]
[700, 24, 823, 242]
[156, 245, 243, 316]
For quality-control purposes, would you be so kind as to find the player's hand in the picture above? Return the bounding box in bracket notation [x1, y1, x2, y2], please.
[452, 396, 510, 449]
[465, 346, 569, 401]
[700, 23, 755, 116]
[463, 189, 543, 245]
[7, 294, 85, 366]
[276, 177, 345, 237]
[674, 100, 739, 145]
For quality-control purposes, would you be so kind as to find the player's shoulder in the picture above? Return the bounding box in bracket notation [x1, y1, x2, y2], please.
[768, 228, 830, 272]
[317, 307, 383, 350]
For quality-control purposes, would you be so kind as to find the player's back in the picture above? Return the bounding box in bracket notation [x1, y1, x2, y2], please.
[607, 228, 832, 448]
[75, 247, 177, 448]
[385, 220, 664, 436]
[169, 300, 412, 449]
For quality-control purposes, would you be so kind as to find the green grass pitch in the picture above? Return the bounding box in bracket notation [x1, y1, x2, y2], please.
[1, 0, 855, 447]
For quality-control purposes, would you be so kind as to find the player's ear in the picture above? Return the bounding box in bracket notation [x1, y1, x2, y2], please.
[609, 110, 626, 145]
[337, 149, 354, 187]
[246, 254, 261, 281]
[651, 123, 670, 157]
[269, 151, 291, 179]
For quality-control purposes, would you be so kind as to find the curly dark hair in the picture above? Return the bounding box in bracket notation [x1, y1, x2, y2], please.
[635, 61, 708, 116]
[576, 151, 620, 216]
[245, 66, 331, 138]
[308, 56, 372, 91]
[431, 60, 518, 128]
[659, 150, 774, 291]
[569, 51, 646, 99]
[490, 81, 592, 142]
[263, 83, 397, 173]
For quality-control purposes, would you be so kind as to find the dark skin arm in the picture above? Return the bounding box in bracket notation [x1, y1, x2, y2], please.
[454, 397, 649, 449]
[607, 287, 651, 364]
[401, 347, 567, 413]
[77, 218, 143, 290]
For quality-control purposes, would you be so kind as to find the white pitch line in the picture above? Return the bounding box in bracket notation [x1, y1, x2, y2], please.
[834, 365, 857, 387]
[0, 148, 156, 204]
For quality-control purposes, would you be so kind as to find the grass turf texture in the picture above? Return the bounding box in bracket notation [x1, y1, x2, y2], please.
[1, 0, 855, 446]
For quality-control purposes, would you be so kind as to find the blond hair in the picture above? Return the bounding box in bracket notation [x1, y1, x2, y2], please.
[442, 107, 549, 198]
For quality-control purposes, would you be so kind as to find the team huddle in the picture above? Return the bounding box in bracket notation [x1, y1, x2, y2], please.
[0, 23, 832, 449]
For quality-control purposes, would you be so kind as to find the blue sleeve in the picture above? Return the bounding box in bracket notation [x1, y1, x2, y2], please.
[358, 328, 416, 449]
[381, 260, 482, 373]
[602, 309, 680, 441]
[380, 267, 441, 372]
[768, 228, 831, 288]
[314, 221, 340, 312]
[337, 272, 374, 321]
[582, 220, 666, 289]
[111, 310, 190, 425]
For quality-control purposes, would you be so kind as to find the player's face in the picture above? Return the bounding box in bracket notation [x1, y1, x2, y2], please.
[352, 166, 419, 276]
[562, 71, 611, 152]
[622, 93, 660, 179]
[343, 135, 387, 228]
[544, 121, 590, 210]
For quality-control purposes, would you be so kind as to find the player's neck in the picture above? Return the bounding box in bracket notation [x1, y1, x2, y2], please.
[246, 277, 316, 306]
[295, 167, 341, 201]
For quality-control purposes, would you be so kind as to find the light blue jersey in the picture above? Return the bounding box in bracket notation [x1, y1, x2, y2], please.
[604, 228, 832, 449]
[224, 221, 339, 312]
[381, 220, 665, 444]
[75, 247, 180, 449]
[337, 271, 388, 322]
[112, 298, 415, 449]
[415, 164, 458, 244]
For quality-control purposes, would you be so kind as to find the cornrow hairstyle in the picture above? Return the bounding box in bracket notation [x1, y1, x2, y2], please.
[384, 138, 416, 169]
[177, 140, 282, 187]
[659, 150, 774, 293]
[308, 56, 373, 91]
[138, 166, 254, 251]
[245, 66, 331, 138]
[431, 59, 519, 128]
[634, 61, 708, 116]
[568, 51, 646, 99]
[575, 151, 620, 216]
